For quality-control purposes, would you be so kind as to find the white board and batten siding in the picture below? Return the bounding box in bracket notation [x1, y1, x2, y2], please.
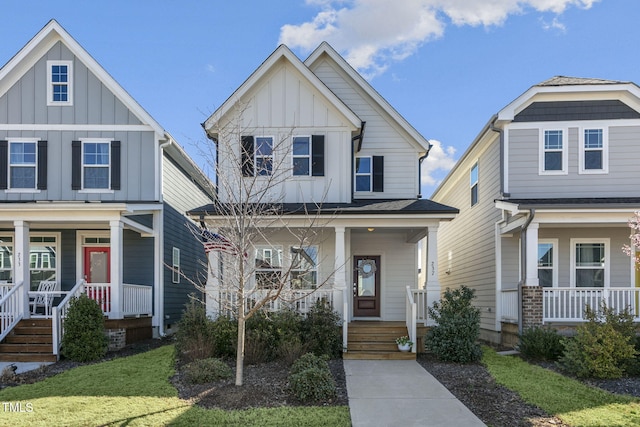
[309, 59, 421, 200]
[162, 155, 213, 214]
[506, 124, 640, 198]
[432, 134, 502, 332]
[215, 61, 355, 204]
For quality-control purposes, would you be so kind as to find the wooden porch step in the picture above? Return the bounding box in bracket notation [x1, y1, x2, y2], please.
[343, 351, 416, 360]
[0, 318, 56, 363]
[345, 321, 417, 360]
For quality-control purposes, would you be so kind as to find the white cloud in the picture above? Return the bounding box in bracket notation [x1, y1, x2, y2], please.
[280, 0, 599, 78]
[421, 139, 457, 188]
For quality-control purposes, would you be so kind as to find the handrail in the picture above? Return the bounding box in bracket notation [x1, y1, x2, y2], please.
[52, 279, 85, 357]
[405, 286, 417, 354]
[342, 287, 349, 353]
[0, 281, 24, 343]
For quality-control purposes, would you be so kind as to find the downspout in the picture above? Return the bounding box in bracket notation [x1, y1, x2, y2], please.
[155, 137, 173, 337]
[489, 115, 509, 198]
[417, 142, 432, 199]
[350, 121, 366, 203]
[518, 208, 536, 334]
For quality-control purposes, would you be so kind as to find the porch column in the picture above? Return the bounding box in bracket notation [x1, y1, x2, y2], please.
[426, 226, 440, 326]
[14, 221, 30, 319]
[333, 226, 347, 320]
[110, 220, 123, 319]
[206, 251, 220, 318]
[524, 223, 539, 287]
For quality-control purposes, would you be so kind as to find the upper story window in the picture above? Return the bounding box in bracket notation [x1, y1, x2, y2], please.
[9, 141, 36, 189]
[46, 61, 73, 106]
[470, 162, 478, 206]
[255, 137, 274, 176]
[83, 141, 110, 189]
[293, 136, 311, 176]
[580, 128, 608, 174]
[354, 155, 384, 193]
[540, 129, 567, 175]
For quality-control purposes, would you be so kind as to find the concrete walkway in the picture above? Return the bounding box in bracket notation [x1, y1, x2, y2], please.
[345, 359, 485, 427]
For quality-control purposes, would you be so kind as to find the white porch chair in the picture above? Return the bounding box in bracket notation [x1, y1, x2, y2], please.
[30, 280, 58, 315]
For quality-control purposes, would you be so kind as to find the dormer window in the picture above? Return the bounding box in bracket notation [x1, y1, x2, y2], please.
[47, 61, 73, 106]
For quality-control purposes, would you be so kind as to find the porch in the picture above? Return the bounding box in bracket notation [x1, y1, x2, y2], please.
[0, 280, 152, 361]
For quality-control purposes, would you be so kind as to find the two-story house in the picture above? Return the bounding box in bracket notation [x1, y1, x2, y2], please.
[190, 43, 458, 358]
[432, 76, 640, 345]
[0, 20, 214, 361]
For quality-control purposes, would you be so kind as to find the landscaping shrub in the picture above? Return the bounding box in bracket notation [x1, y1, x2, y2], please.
[426, 285, 482, 363]
[288, 353, 336, 403]
[210, 315, 237, 358]
[243, 329, 272, 365]
[290, 352, 329, 375]
[560, 304, 637, 379]
[518, 326, 564, 361]
[175, 299, 215, 362]
[302, 300, 343, 358]
[61, 294, 107, 362]
[183, 357, 233, 384]
[277, 336, 311, 366]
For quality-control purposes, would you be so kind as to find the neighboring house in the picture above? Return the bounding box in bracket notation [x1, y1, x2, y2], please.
[0, 20, 214, 361]
[189, 43, 458, 358]
[431, 76, 640, 345]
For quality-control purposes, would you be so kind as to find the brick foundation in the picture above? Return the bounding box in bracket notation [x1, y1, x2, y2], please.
[106, 328, 126, 351]
[522, 285, 543, 329]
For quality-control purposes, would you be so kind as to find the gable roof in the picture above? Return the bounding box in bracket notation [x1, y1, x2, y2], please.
[304, 42, 432, 153]
[0, 20, 167, 136]
[536, 76, 629, 87]
[203, 44, 361, 132]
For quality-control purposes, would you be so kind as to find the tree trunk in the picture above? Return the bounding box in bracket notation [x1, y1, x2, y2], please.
[235, 315, 246, 386]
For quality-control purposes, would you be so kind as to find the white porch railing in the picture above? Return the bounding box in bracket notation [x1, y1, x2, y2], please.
[85, 283, 111, 315]
[405, 286, 417, 354]
[217, 288, 335, 316]
[411, 289, 429, 325]
[342, 287, 348, 353]
[0, 281, 24, 343]
[0, 283, 13, 298]
[544, 287, 640, 322]
[52, 279, 85, 357]
[501, 288, 519, 322]
[123, 284, 153, 316]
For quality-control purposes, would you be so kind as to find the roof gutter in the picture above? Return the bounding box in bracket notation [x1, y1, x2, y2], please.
[417, 142, 433, 199]
[518, 208, 535, 334]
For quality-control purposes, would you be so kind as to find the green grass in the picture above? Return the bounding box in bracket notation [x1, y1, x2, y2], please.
[483, 347, 640, 427]
[0, 345, 350, 427]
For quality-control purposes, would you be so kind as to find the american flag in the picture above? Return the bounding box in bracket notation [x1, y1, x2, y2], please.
[201, 228, 236, 254]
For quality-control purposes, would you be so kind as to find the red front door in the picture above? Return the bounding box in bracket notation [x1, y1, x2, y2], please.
[83, 247, 110, 283]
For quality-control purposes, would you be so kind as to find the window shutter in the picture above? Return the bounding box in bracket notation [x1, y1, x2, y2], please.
[0, 141, 7, 190]
[373, 156, 384, 192]
[111, 140, 121, 190]
[241, 136, 255, 177]
[37, 140, 48, 190]
[71, 140, 81, 190]
[311, 135, 325, 176]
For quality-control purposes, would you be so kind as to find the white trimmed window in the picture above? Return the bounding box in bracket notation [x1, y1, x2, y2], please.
[255, 136, 274, 176]
[571, 239, 609, 288]
[292, 136, 311, 176]
[540, 129, 567, 174]
[29, 235, 58, 291]
[355, 156, 372, 192]
[470, 162, 479, 206]
[9, 141, 37, 189]
[47, 60, 73, 106]
[537, 240, 558, 288]
[580, 128, 608, 174]
[82, 140, 110, 189]
[255, 245, 283, 289]
[290, 246, 318, 289]
[172, 247, 180, 284]
[0, 236, 13, 282]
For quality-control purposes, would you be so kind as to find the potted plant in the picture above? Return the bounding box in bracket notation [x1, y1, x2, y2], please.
[395, 336, 413, 352]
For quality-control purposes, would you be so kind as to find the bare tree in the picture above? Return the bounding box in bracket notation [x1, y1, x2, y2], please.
[193, 102, 338, 386]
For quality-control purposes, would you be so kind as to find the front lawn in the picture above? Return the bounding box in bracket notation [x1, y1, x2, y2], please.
[0, 345, 350, 427]
[483, 348, 640, 427]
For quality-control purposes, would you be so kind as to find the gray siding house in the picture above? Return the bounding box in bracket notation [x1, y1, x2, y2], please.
[0, 20, 214, 361]
[432, 76, 640, 345]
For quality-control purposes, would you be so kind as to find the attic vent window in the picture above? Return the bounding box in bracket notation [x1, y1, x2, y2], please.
[47, 61, 73, 106]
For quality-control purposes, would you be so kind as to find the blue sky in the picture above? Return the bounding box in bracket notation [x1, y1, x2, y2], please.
[0, 0, 636, 196]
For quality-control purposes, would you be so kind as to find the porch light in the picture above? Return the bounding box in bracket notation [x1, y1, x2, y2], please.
[367, 228, 375, 232]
